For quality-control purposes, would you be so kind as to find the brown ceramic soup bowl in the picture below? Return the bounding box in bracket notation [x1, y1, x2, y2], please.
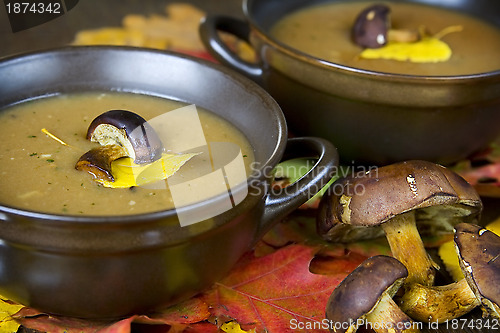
[200, 0, 500, 165]
[0, 46, 338, 319]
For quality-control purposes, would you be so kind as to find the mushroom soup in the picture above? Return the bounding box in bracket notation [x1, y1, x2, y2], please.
[0, 92, 254, 215]
[270, 1, 500, 76]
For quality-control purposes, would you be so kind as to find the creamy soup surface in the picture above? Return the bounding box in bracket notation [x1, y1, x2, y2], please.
[270, 1, 500, 76]
[0, 92, 254, 216]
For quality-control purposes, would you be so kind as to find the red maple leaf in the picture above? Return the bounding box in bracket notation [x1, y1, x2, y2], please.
[200, 244, 365, 333]
[13, 297, 210, 333]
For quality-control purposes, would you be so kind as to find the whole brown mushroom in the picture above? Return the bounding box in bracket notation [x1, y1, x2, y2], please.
[326, 255, 419, 333]
[400, 223, 500, 322]
[317, 160, 482, 287]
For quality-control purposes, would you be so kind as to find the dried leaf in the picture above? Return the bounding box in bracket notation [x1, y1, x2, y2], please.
[98, 152, 199, 188]
[201, 244, 361, 333]
[459, 162, 500, 197]
[438, 239, 464, 281]
[182, 321, 220, 332]
[309, 249, 369, 275]
[221, 320, 256, 333]
[360, 37, 453, 63]
[15, 298, 210, 333]
[0, 297, 23, 333]
[72, 3, 207, 52]
[452, 140, 500, 197]
[255, 212, 322, 256]
[360, 26, 463, 63]
[146, 297, 210, 325]
[14, 309, 113, 333]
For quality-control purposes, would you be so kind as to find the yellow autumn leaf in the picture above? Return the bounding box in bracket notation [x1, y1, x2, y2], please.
[73, 28, 148, 47]
[0, 297, 23, 333]
[438, 218, 500, 281]
[221, 321, 256, 333]
[438, 240, 464, 281]
[72, 4, 206, 51]
[97, 152, 200, 188]
[360, 37, 452, 63]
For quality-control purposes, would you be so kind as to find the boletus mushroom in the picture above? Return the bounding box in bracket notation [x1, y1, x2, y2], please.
[75, 110, 164, 182]
[352, 4, 419, 48]
[400, 223, 500, 322]
[317, 160, 482, 287]
[326, 255, 419, 333]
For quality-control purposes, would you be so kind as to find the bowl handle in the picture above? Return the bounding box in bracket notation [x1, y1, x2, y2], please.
[258, 137, 339, 239]
[199, 15, 263, 82]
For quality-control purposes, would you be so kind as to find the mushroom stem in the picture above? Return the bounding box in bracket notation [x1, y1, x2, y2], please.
[382, 210, 438, 287]
[387, 29, 419, 43]
[75, 144, 128, 182]
[399, 278, 479, 323]
[365, 292, 420, 333]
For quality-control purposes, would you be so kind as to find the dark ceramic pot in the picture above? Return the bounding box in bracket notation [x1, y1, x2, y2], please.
[200, 0, 500, 165]
[0, 46, 338, 319]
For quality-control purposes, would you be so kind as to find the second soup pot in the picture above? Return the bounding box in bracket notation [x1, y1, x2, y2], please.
[200, 0, 500, 165]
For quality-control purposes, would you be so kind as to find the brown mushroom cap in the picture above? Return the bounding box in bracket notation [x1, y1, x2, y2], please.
[455, 223, 500, 318]
[326, 255, 412, 333]
[352, 4, 420, 49]
[352, 4, 391, 48]
[317, 160, 482, 242]
[86, 110, 164, 164]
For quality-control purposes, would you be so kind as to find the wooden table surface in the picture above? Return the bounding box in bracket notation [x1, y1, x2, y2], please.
[2, 1, 499, 332]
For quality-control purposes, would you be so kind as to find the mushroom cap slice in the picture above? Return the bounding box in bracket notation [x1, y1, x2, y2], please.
[455, 223, 500, 318]
[75, 145, 128, 182]
[326, 255, 410, 333]
[352, 4, 391, 48]
[87, 109, 164, 164]
[317, 160, 482, 242]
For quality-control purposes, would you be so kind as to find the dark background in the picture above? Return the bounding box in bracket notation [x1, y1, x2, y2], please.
[0, 0, 243, 58]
